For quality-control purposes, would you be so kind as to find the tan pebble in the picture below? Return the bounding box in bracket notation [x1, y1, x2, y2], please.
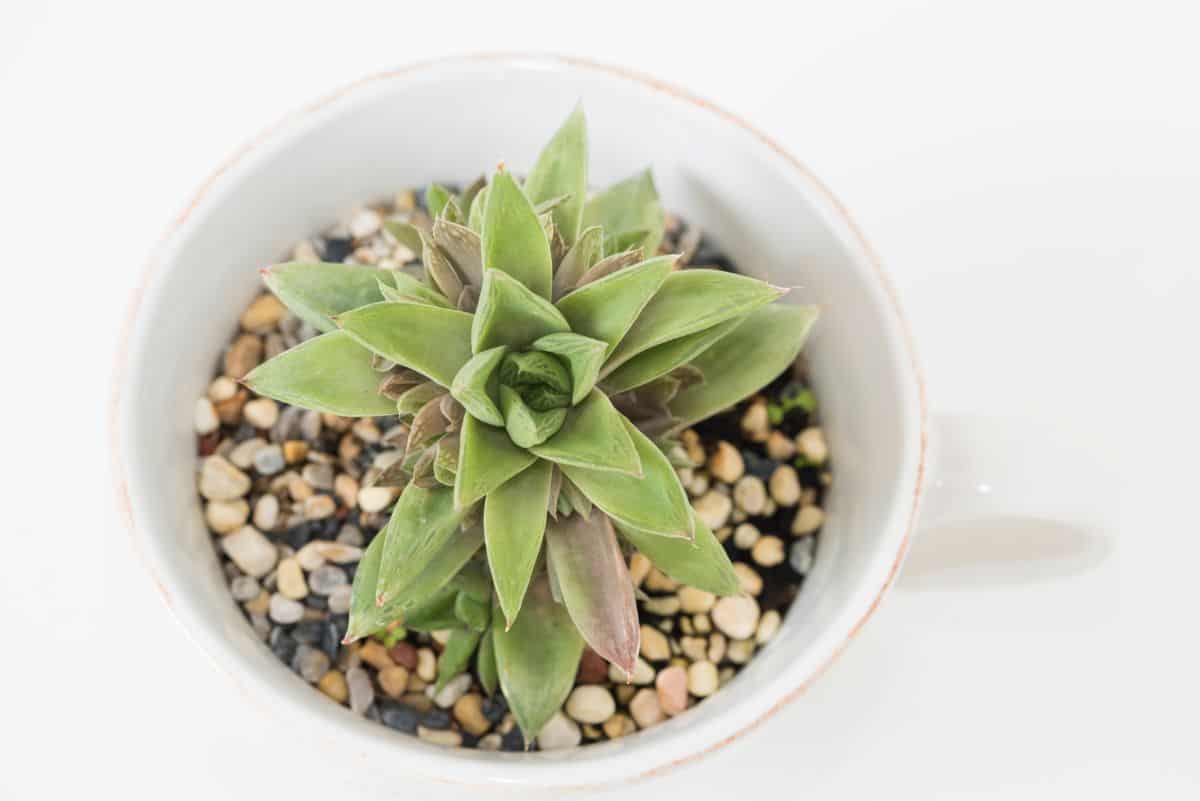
[253, 494, 280, 531]
[733, 562, 763, 596]
[692, 614, 712, 634]
[679, 616, 694, 635]
[403, 690, 432, 710]
[757, 610, 782, 644]
[678, 586, 715, 614]
[680, 429, 705, 466]
[792, 505, 825, 536]
[334, 474, 359, 508]
[692, 490, 732, 531]
[707, 441, 744, 483]
[655, 665, 688, 716]
[751, 536, 785, 567]
[417, 727, 462, 747]
[282, 440, 309, 463]
[688, 473, 710, 497]
[740, 400, 770, 442]
[295, 540, 326, 571]
[796, 427, 829, 465]
[719, 666, 736, 686]
[629, 688, 665, 728]
[214, 391, 248, 427]
[205, 499, 249, 534]
[416, 648, 437, 682]
[317, 670, 349, 703]
[288, 475, 314, 502]
[322, 413, 352, 432]
[615, 684, 637, 705]
[358, 486, 397, 513]
[727, 638, 756, 664]
[707, 632, 727, 663]
[240, 294, 287, 333]
[220, 525, 277, 577]
[352, 418, 381, 444]
[680, 636, 707, 662]
[309, 541, 364, 564]
[603, 713, 636, 739]
[609, 657, 655, 685]
[732, 523, 761, 550]
[765, 430, 797, 460]
[243, 590, 270, 616]
[762, 498, 777, 516]
[733, 476, 767, 515]
[208, 376, 238, 403]
[715, 526, 733, 543]
[406, 677, 427, 694]
[639, 625, 671, 662]
[430, 629, 452, 646]
[194, 398, 219, 435]
[642, 595, 680, 616]
[229, 438, 266, 470]
[711, 595, 761, 640]
[478, 733, 503, 751]
[565, 686, 616, 724]
[224, 333, 263, 379]
[644, 567, 679, 593]
[303, 494, 336, 520]
[359, 640, 396, 672]
[769, 465, 803, 507]
[453, 693, 491, 736]
[275, 557, 308, 600]
[687, 661, 720, 697]
[378, 666, 410, 699]
[338, 434, 362, 463]
[199, 455, 251, 501]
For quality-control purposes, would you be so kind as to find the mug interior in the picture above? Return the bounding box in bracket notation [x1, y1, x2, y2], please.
[115, 56, 925, 788]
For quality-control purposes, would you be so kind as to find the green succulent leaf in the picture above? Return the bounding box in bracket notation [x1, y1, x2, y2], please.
[531, 332, 607, 404]
[467, 185, 489, 233]
[616, 511, 742, 596]
[459, 176, 486, 221]
[472, 269, 570, 353]
[477, 628, 499, 696]
[481, 170, 553, 299]
[559, 476, 592, 520]
[402, 584, 461, 632]
[484, 459, 553, 628]
[670, 304, 820, 430]
[454, 589, 490, 632]
[262, 261, 395, 332]
[603, 270, 786, 375]
[395, 381, 444, 417]
[431, 217, 484, 288]
[492, 577, 584, 744]
[377, 273, 452, 309]
[337, 301, 473, 388]
[434, 627, 483, 693]
[530, 390, 641, 475]
[498, 350, 572, 408]
[523, 104, 588, 246]
[555, 255, 675, 355]
[450, 558, 492, 603]
[242, 331, 397, 417]
[434, 435, 459, 486]
[544, 513, 640, 674]
[426, 183, 452, 219]
[442, 197, 464, 225]
[455, 414, 538, 509]
[552, 225, 603, 300]
[499, 386, 567, 448]
[559, 418, 692, 538]
[601, 316, 741, 394]
[574, 247, 644, 289]
[384, 219, 425, 255]
[582, 168, 665, 258]
[376, 484, 474, 606]
[345, 530, 389, 642]
[449, 345, 508, 427]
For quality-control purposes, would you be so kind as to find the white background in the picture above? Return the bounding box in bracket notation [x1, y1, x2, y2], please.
[3, 1, 1198, 798]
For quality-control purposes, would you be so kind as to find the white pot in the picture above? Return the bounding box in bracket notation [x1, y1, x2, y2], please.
[111, 55, 929, 790]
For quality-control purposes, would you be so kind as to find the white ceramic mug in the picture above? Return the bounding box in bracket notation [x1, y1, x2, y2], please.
[111, 54, 1045, 790]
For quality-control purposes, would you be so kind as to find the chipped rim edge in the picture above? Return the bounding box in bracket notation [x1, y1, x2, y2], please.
[108, 52, 929, 789]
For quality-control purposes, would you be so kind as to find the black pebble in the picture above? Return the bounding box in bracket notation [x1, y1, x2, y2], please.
[742, 450, 777, 480]
[500, 727, 527, 752]
[269, 629, 298, 664]
[481, 696, 507, 724]
[459, 733, 480, 749]
[321, 237, 353, 262]
[304, 594, 327, 611]
[343, 563, 357, 582]
[320, 517, 340, 537]
[379, 702, 419, 734]
[320, 619, 341, 659]
[421, 708, 452, 730]
[291, 620, 324, 645]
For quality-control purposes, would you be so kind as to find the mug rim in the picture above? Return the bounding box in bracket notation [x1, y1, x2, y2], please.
[109, 52, 929, 788]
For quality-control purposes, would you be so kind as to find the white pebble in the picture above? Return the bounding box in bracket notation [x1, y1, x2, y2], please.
[229, 437, 267, 470]
[796, 427, 828, 464]
[194, 398, 219, 434]
[205, 499, 249, 534]
[357, 486, 396, 512]
[268, 592, 305, 624]
[565, 686, 616, 724]
[198, 455, 251, 501]
[733, 476, 767, 515]
[208, 376, 238, 402]
[252, 494, 280, 531]
[220, 526, 277, 577]
[711, 595, 761, 640]
[327, 584, 352, 614]
[687, 661, 720, 697]
[243, 398, 279, 429]
[537, 712, 582, 750]
[756, 609, 782, 644]
[349, 208, 382, 239]
[692, 491, 732, 530]
[433, 673, 472, 708]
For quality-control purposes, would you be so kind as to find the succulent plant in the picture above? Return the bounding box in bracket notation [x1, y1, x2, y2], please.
[242, 106, 818, 742]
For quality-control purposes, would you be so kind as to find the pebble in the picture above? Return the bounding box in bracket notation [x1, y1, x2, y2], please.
[220, 526, 277, 577]
[707, 633, 727, 663]
[727, 639, 756, 664]
[253, 445, 286, 476]
[790, 537, 816, 574]
[327, 584, 352, 614]
[769, 465, 803, 507]
[283, 440, 308, 463]
[711, 595, 761, 640]
[740, 401, 770, 442]
[194, 398, 219, 434]
[243, 590, 270, 616]
[765, 430, 797, 460]
[243, 398, 280, 429]
[205, 499, 249, 534]
[453, 693, 491, 736]
[417, 727, 463, 747]
[229, 437, 267, 470]
[359, 640, 396, 671]
[349, 208, 382, 239]
[792, 505, 825, 536]
[303, 494, 336, 520]
[629, 688, 665, 728]
[732, 523, 761, 550]
[609, 657, 655, 686]
[643, 596, 680, 616]
[577, 649, 608, 684]
[707, 441, 744, 483]
[796, 427, 829, 465]
[318, 669, 349, 703]
[269, 593, 305, 624]
[565, 686, 616, 724]
[295, 645, 331, 683]
[416, 648, 437, 682]
[252, 494, 279, 531]
[603, 713, 636, 739]
[640, 625, 671, 662]
[680, 636, 707, 662]
[628, 552, 652, 586]
[380, 701, 419, 733]
[388, 642, 418, 671]
[751, 536, 785, 567]
[358, 486, 396, 513]
[692, 490, 732, 531]
[224, 333, 263, 378]
[345, 666, 374, 714]
[301, 463, 334, 491]
[655, 666, 688, 716]
[208, 376, 238, 402]
[537, 712, 582, 750]
[433, 674, 472, 708]
[733, 476, 767, 515]
[478, 733, 503, 750]
[199, 456, 251, 500]
[378, 666, 410, 699]
[308, 565, 347, 595]
[756, 610, 782, 644]
[687, 661, 720, 697]
[733, 562, 763, 596]
[240, 294, 287, 333]
[644, 568, 679, 593]
[678, 586, 716, 614]
[214, 390, 247, 425]
[230, 575, 261, 602]
[275, 557, 308, 600]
